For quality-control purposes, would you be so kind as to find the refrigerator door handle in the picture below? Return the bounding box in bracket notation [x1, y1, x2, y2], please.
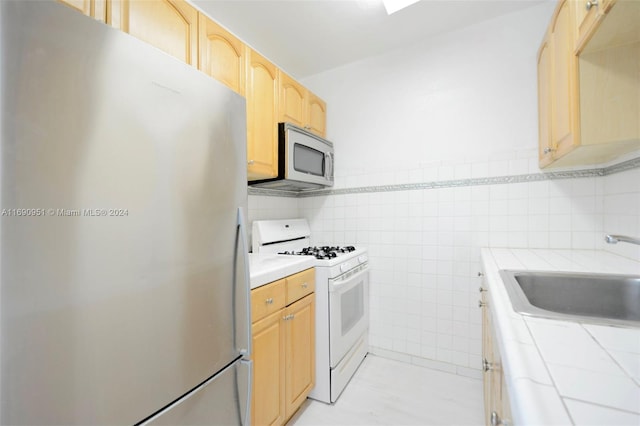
[239, 359, 252, 426]
[236, 207, 252, 358]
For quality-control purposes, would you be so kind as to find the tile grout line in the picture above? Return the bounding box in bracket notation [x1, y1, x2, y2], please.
[562, 396, 640, 416]
[522, 316, 577, 425]
[582, 325, 640, 389]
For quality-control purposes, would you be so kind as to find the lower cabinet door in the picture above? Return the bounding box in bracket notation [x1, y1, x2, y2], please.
[284, 294, 315, 420]
[252, 310, 285, 426]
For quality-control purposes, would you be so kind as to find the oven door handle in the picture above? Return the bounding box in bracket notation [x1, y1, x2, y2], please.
[329, 267, 369, 293]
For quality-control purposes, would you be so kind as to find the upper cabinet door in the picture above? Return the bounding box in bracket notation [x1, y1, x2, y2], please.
[246, 48, 279, 181]
[537, 34, 553, 168]
[278, 71, 306, 128]
[57, 0, 106, 21]
[198, 15, 245, 96]
[306, 92, 326, 138]
[109, 0, 198, 66]
[550, 0, 579, 158]
[278, 71, 327, 138]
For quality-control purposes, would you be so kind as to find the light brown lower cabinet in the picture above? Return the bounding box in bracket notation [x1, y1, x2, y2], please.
[252, 309, 286, 426]
[480, 282, 512, 426]
[251, 269, 315, 426]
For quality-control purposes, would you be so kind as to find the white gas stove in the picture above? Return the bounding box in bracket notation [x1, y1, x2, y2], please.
[252, 219, 369, 404]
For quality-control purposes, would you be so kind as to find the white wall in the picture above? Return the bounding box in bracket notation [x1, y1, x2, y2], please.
[302, 2, 556, 178]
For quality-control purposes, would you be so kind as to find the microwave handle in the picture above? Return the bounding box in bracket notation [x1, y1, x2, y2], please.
[325, 152, 334, 180]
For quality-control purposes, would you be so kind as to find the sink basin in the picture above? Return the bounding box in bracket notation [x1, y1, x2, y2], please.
[499, 270, 640, 327]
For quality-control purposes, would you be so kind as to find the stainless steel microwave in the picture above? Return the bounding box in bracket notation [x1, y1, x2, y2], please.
[249, 123, 334, 191]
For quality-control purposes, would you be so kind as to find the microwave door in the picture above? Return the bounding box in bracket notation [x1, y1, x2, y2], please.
[285, 127, 333, 186]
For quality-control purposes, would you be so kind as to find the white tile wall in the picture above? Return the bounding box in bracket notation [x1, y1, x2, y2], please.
[603, 167, 640, 260]
[247, 195, 299, 252]
[295, 163, 615, 372]
[249, 162, 639, 374]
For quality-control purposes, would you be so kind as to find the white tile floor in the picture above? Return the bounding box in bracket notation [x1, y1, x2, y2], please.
[289, 355, 484, 426]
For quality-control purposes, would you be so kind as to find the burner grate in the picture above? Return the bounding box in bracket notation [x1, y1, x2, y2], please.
[278, 246, 356, 260]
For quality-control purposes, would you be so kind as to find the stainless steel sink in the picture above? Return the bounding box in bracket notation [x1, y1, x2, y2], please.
[499, 270, 640, 327]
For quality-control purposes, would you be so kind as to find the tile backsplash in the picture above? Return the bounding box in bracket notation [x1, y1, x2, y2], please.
[248, 156, 640, 375]
[603, 167, 640, 260]
[247, 195, 299, 252]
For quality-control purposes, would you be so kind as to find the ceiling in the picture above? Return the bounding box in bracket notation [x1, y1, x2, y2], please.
[193, 0, 547, 79]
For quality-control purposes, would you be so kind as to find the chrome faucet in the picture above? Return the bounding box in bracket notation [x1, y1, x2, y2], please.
[605, 234, 640, 246]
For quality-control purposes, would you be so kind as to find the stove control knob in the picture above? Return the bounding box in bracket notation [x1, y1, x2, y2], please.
[358, 255, 367, 263]
[340, 264, 348, 272]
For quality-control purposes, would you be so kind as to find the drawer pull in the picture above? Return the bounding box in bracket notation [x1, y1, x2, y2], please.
[478, 300, 487, 308]
[301, 282, 308, 288]
[265, 298, 274, 305]
[283, 314, 295, 321]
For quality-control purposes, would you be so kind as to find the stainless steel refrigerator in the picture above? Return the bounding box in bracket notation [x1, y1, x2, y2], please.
[0, 1, 252, 424]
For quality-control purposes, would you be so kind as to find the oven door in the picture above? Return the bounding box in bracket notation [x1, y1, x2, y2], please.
[328, 264, 369, 368]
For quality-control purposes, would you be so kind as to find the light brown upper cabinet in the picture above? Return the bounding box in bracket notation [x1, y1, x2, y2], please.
[56, 0, 330, 177]
[278, 71, 327, 138]
[574, 0, 616, 53]
[279, 72, 306, 128]
[306, 91, 327, 138]
[198, 15, 245, 96]
[537, 38, 553, 167]
[57, 0, 106, 21]
[552, 0, 580, 163]
[246, 48, 279, 181]
[537, 0, 640, 168]
[109, 0, 198, 67]
[538, 0, 579, 167]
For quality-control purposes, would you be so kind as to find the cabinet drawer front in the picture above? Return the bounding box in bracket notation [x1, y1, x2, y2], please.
[251, 279, 286, 323]
[286, 268, 315, 305]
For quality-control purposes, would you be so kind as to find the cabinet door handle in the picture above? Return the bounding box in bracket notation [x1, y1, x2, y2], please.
[482, 358, 494, 372]
[479, 287, 487, 293]
[586, 0, 598, 10]
[248, 159, 255, 165]
[265, 298, 274, 305]
[478, 300, 487, 308]
[543, 147, 555, 154]
[490, 411, 510, 426]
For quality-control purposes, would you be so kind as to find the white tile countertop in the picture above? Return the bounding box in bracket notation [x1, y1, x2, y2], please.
[248, 253, 315, 289]
[481, 248, 640, 425]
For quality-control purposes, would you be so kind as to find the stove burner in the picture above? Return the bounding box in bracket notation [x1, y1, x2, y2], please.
[278, 246, 357, 260]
